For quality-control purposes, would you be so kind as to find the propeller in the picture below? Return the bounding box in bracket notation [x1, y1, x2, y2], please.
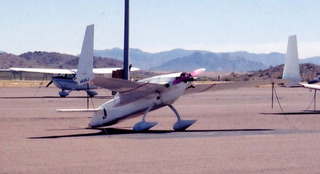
[174, 68, 206, 85]
[46, 80, 53, 87]
[191, 68, 206, 77]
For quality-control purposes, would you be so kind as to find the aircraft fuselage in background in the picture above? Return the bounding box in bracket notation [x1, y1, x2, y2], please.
[51, 74, 97, 97]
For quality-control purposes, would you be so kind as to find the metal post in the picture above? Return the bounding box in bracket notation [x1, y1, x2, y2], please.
[271, 82, 274, 109]
[123, 0, 130, 80]
[314, 89, 317, 111]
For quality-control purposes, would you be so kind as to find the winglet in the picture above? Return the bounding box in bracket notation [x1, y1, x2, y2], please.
[76, 24, 94, 85]
[282, 35, 301, 86]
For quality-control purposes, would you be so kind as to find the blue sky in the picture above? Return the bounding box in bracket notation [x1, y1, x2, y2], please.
[1, 0, 320, 58]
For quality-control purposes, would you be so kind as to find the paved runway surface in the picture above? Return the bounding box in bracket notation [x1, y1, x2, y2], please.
[1, 86, 320, 173]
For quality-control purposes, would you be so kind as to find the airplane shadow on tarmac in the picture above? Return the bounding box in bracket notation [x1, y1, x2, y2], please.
[0, 96, 112, 99]
[28, 128, 275, 139]
[261, 110, 320, 115]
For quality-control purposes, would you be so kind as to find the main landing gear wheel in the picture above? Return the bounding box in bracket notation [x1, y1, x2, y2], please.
[86, 90, 98, 97]
[168, 104, 196, 131]
[133, 105, 158, 131]
[59, 90, 70, 97]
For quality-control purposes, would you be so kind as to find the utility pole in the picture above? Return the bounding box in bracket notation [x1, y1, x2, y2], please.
[123, 0, 130, 80]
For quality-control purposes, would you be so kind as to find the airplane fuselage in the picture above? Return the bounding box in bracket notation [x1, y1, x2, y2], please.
[89, 80, 188, 128]
[52, 75, 96, 91]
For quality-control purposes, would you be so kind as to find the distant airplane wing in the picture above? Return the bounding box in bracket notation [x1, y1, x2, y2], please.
[186, 80, 286, 94]
[92, 67, 140, 74]
[56, 108, 101, 112]
[92, 68, 122, 74]
[9, 67, 75, 74]
[300, 82, 320, 90]
[9, 67, 139, 75]
[0, 69, 12, 72]
[9, 67, 120, 75]
[185, 82, 248, 94]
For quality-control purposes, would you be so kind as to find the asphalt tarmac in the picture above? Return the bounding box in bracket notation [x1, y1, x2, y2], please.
[1, 86, 320, 174]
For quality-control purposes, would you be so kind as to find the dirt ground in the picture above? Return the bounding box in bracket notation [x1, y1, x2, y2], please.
[1, 86, 320, 174]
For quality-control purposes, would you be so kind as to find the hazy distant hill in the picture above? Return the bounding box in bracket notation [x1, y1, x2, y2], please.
[0, 51, 122, 69]
[94, 48, 284, 71]
[227, 51, 285, 66]
[94, 48, 199, 69]
[95, 48, 320, 72]
[231, 63, 320, 81]
[0, 53, 37, 69]
[301, 56, 320, 64]
[151, 52, 267, 72]
[3, 48, 320, 72]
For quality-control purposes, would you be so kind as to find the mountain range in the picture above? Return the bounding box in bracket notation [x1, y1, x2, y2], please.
[94, 48, 285, 72]
[2, 48, 320, 72]
[152, 52, 267, 72]
[229, 63, 320, 82]
[94, 48, 197, 70]
[0, 51, 122, 69]
[94, 48, 320, 72]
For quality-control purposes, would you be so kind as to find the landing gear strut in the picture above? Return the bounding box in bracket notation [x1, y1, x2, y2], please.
[168, 104, 196, 131]
[132, 104, 196, 131]
[133, 105, 158, 131]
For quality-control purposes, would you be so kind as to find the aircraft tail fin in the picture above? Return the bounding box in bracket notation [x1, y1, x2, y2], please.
[282, 35, 301, 86]
[76, 24, 94, 85]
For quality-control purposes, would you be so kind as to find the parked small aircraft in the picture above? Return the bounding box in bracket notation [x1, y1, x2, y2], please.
[8, 25, 138, 97]
[58, 68, 211, 131]
[58, 67, 284, 131]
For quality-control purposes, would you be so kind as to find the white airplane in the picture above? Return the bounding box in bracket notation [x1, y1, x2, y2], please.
[282, 35, 320, 89]
[58, 68, 210, 131]
[8, 24, 138, 97]
[59, 68, 280, 131]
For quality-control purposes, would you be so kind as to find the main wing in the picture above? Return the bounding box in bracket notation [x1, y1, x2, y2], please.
[92, 68, 121, 74]
[92, 77, 146, 92]
[9, 67, 75, 74]
[92, 67, 140, 74]
[300, 82, 320, 90]
[186, 79, 287, 94]
[92, 77, 167, 105]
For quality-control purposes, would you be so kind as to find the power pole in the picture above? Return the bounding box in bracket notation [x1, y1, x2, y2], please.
[123, 0, 130, 80]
